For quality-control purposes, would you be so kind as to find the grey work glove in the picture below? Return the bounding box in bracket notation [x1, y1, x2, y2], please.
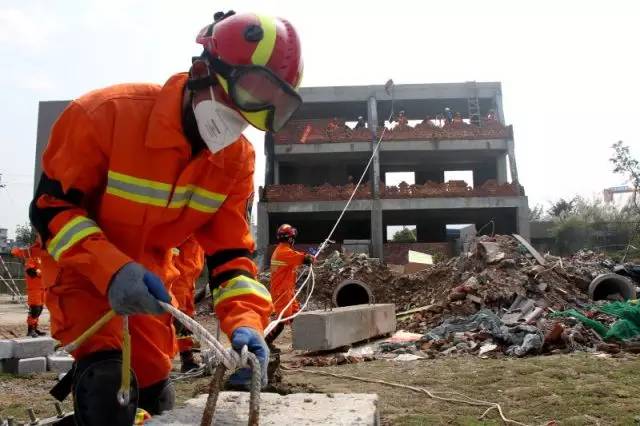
[107, 262, 171, 315]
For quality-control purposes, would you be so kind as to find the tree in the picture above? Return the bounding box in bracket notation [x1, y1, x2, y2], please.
[392, 226, 417, 242]
[15, 223, 36, 247]
[528, 204, 546, 221]
[610, 141, 640, 260]
[547, 198, 576, 218]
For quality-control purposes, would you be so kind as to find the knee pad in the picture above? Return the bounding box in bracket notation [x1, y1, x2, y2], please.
[73, 351, 138, 426]
[139, 378, 175, 415]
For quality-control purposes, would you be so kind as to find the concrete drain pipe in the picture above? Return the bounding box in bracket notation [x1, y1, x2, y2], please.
[332, 279, 374, 307]
[588, 273, 636, 301]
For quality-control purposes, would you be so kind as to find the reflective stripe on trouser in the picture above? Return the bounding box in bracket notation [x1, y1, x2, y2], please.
[212, 276, 272, 308]
[47, 216, 101, 261]
[107, 170, 227, 213]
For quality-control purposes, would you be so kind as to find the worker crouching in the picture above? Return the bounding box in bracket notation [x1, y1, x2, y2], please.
[29, 10, 303, 425]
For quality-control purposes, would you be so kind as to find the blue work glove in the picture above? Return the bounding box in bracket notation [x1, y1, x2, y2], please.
[107, 262, 171, 315]
[228, 327, 269, 389]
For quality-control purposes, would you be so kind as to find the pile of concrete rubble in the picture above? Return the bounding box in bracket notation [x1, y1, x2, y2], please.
[309, 235, 640, 358]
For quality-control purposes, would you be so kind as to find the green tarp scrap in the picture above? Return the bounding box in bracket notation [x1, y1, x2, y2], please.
[550, 300, 640, 341]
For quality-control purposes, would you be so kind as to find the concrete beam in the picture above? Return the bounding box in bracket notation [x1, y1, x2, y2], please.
[265, 196, 527, 213]
[380, 196, 526, 211]
[149, 392, 380, 426]
[2, 357, 47, 375]
[292, 304, 396, 351]
[0, 340, 14, 359]
[274, 138, 509, 157]
[298, 82, 502, 104]
[266, 199, 373, 213]
[11, 337, 56, 359]
[47, 353, 74, 373]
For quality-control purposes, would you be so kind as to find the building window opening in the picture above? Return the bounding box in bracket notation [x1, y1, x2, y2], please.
[444, 170, 473, 188]
[385, 172, 415, 186]
[387, 225, 417, 243]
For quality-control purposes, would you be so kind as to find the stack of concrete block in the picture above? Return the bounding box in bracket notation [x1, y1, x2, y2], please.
[0, 337, 73, 375]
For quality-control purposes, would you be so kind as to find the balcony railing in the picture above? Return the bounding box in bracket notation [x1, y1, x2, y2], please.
[274, 118, 512, 145]
[262, 180, 524, 202]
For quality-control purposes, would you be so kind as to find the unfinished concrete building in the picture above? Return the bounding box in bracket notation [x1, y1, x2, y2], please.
[258, 82, 529, 263]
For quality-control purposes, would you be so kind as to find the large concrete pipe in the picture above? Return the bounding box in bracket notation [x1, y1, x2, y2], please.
[588, 273, 636, 301]
[332, 279, 373, 307]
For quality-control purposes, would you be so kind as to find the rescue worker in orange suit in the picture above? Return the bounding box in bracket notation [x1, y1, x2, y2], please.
[11, 244, 46, 337]
[265, 225, 313, 351]
[29, 11, 303, 425]
[171, 237, 205, 373]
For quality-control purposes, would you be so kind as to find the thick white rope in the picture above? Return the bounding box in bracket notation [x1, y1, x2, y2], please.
[160, 302, 255, 372]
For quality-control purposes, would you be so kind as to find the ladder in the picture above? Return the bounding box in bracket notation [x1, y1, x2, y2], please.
[467, 81, 481, 127]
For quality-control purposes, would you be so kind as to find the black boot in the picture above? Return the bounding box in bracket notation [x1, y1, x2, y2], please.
[34, 327, 46, 336]
[180, 351, 200, 373]
[265, 322, 285, 353]
[27, 326, 39, 338]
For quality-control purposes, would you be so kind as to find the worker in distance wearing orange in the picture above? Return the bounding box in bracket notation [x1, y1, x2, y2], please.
[29, 10, 303, 425]
[171, 237, 205, 373]
[11, 243, 46, 337]
[265, 224, 314, 351]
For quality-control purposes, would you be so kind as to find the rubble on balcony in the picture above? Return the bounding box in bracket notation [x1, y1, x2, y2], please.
[273, 117, 512, 144]
[262, 179, 523, 202]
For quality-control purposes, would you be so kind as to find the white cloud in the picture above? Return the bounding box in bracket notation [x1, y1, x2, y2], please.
[0, 6, 58, 50]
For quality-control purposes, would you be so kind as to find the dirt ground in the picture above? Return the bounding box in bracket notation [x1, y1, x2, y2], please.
[2, 303, 640, 424]
[0, 294, 50, 339]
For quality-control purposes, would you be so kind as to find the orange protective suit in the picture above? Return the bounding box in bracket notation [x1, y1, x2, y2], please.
[11, 245, 45, 327]
[30, 73, 272, 387]
[171, 237, 205, 353]
[270, 242, 307, 320]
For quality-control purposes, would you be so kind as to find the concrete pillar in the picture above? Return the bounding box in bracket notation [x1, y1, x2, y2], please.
[264, 132, 276, 186]
[496, 154, 508, 184]
[507, 139, 519, 183]
[35, 101, 69, 194]
[367, 96, 384, 260]
[495, 90, 505, 125]
[370, 199, 383, 259]
[257, 202, 269, 270]
[273, 160, 280, 184]
[517, 197, 530, 240]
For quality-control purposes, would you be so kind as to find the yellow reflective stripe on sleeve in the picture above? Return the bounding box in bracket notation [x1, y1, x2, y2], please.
[108, 170, 172, 191]
[212, 276, 272, 307]
[251, 15, 277, 66]
[107, 170, 171, 207]
[107, 170, 227, 213]
[48, 216, 101, 261]
[168, 185, 227, 213]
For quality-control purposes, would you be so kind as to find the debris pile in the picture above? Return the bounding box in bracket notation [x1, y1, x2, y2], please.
[308, 235, 640, 357]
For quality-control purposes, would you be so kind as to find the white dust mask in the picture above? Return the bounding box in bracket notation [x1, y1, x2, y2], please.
[193, 87, 248, 153]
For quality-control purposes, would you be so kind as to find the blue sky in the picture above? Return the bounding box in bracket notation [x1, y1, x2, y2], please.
[0, 0, 638, 237]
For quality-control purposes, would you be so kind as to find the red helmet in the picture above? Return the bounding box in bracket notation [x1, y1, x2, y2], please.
[276, 224, 298, 241]
[195, 11, 303, 132]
